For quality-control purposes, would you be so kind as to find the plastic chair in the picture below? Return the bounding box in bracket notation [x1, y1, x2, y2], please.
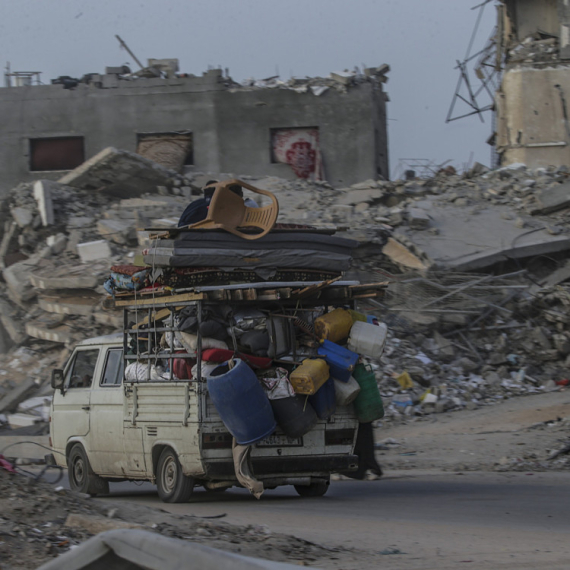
[187, 179, 279, 240]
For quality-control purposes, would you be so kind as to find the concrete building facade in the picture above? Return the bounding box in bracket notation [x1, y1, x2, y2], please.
[0, 67, 389, 196]
[496, 0, 570, 168]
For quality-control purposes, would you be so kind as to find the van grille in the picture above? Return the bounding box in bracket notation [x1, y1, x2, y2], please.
[146, 426, 158, 437]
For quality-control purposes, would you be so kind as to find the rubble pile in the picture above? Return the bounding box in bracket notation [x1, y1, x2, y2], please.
[2, 151, 570, 438]
[0, 467, 341, 570]
[508, 35, 560, 64]
[236, 64, 390, 95]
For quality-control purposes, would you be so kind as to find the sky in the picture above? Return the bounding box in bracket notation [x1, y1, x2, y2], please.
[0, 0, 497, 178]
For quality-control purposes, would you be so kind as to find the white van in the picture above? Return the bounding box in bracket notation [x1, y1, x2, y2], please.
[50, 334, 359, 503]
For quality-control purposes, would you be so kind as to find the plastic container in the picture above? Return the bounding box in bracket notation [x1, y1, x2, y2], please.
[308, 377, 336, 420]
[333, 376, 361, 406]
[317, 340, 359, 382]
[207, 359, 276, 445]
[270, 395, 318, 438]
[314, 308, 353, 343]
[290, 359, 330, 395]
[352, 363, 385, 422]
[347, 321, 388, 359]
[348, 310, 367, 323]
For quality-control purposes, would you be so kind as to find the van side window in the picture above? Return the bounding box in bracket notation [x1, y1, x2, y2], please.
[65, 349, 100, 389]
[101, 349, 124, 386]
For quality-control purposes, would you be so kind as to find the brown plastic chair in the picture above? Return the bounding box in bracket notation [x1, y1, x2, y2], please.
[188, 179, 279, 240]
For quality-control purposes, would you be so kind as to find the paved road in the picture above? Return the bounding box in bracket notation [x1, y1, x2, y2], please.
[87, 470, 570, 570]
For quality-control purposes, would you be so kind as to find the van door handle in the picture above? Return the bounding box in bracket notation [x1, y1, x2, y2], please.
[82, 406, 90, 411]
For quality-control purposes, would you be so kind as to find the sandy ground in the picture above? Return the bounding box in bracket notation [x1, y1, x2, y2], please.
[376, 389, 570, 472]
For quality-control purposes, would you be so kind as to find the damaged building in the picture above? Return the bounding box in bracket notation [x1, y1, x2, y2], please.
[0, 61, 390, 195]
[496, 0, 570, 168]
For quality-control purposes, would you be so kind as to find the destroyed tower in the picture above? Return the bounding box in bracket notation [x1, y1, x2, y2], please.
[496, 0, 570, 168]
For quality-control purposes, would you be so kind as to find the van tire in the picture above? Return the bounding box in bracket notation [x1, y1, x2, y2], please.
[156, 448, 194, 503]
[294, 480, 329, 497]
[68, 444, 109, 496]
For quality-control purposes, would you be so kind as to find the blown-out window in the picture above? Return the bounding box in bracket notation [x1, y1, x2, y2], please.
[30, 137, 85, 171]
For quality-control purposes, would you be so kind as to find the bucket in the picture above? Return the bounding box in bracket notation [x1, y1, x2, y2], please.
[347, 321, 388, 359]
[333, 376, 361, 406]
[207, 359, 276, 445]
[317, 340, 359, 382]
[352, 363, 384, 422]
[308, 377, 336, 420]
[270, 396, 318, 438]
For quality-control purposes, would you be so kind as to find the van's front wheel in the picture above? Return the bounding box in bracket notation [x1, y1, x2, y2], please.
[156, 448, 194, 503]
[68, 444, 109, 496]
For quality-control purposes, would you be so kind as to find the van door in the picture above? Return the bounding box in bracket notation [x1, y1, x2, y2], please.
[51, 348, 100, 454]
[88, 348, 128, 476]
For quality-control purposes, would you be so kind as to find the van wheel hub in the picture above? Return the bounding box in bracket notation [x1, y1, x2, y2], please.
[161, 457, 177, 493]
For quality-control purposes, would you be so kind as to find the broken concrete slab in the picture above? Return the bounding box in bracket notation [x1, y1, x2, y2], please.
[93, 310, 123, 329]
[531, 182, 570, 215]
[32, 180, 56, 226]
[0, 378, 37, 414]
[382, 237, 428, 271]
[2, 255, 40, 304]
[38, 292, 101, 316]
[10, 206, 33, 228]
[96, 218, 137, 245]
[29, 262, 106, 290]
[338, 188, 384, 206]
[0, 298, 26, 346]
[58, 147, 182, 198]
[77, 240, 112, 263]
[0, 221, 17, 268]
[25, 321, 74, 344]
[395, 198, 570, 272]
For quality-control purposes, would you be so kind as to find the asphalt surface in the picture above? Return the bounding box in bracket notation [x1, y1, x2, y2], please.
[62, 470, 570, 570]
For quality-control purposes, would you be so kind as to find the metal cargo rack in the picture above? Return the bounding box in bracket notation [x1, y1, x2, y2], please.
[117, 279, 388, 385]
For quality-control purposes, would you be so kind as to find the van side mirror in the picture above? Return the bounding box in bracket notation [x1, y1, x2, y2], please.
[51, 369, 64, 390]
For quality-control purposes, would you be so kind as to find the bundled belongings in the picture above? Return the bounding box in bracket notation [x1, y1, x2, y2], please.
[103, 177, 390, 497]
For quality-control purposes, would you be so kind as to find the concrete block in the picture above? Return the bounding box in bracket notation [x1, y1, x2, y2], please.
[10, 206, 33, 228]
[408, 208, 430, 230]
[33, 180, 56, 226]
[77, 240, 112, 263]
[531, 182, 570, 215]
[67, 216, 94, 228]
[46, 233, 68, 254]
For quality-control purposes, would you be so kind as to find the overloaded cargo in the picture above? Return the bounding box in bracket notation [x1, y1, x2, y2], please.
[50, 179, 389, 502]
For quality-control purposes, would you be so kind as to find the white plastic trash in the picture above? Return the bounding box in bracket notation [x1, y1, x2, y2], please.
[333, 376, 361, 406]
[347, 320, 388, 359]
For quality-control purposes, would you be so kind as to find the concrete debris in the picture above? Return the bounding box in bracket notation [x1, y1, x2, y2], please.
[2, 149, 570, 457]
[58, 147, 187, 198]
[0, 466, 346, 570]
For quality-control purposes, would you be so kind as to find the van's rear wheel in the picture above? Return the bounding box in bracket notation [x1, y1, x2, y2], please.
[156, 448, 194, 503]
[68, 444, 109, 496]
[294, 480, 329, 497]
